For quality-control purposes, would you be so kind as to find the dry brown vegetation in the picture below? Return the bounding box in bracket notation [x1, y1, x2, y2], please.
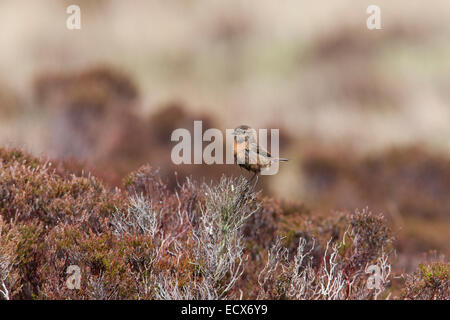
[0, 147, 448, 300]
[0, 61, 447, 300]
[0, 1, 449, 300]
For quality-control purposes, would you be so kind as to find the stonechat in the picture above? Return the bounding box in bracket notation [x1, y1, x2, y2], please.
[231, 125, 288, 185]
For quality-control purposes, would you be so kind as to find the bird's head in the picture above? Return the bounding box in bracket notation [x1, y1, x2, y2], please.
[232, 125, 256, 143]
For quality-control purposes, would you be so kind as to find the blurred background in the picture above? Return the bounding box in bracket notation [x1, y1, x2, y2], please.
[0, 0, 449, 271]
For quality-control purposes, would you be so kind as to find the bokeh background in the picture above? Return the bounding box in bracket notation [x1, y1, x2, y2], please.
[0, 0, 449, 272]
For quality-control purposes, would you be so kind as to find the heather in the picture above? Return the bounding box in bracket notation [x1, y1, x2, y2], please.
[0, 148, 447, 300]
[0, 1, 449, 300]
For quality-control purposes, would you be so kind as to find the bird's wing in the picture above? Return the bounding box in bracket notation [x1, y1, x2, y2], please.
[245, 143, 271, 157]
[246, 142, 271, 157]
[256, 144, 271, 158]
[253, 143, 287, 161]
[245, 142, 272, 165]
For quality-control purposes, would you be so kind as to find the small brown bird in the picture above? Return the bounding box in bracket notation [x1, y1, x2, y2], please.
[232, 125, 288, 185]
